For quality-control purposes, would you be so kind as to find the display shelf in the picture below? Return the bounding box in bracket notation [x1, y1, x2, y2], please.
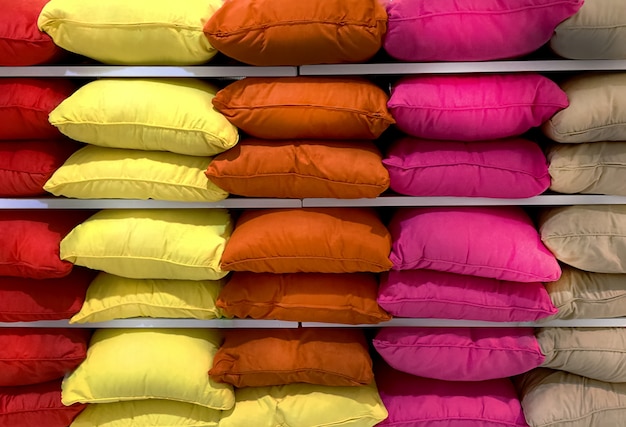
[0, 319, 300, 329]
[0, 198, 302, 209]
[302, 318, 626, 328]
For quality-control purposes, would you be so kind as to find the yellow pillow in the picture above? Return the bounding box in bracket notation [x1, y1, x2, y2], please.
[61, 328, 234, 410]
[37, 0, 221, 65]
[219, 382, 387, 427]
[60, 209, 232, 281]
[44, 146, 228, 202]
[70, 400, 221, 427]
[48, 79, 239, 156]
[70, 272, 227, 324]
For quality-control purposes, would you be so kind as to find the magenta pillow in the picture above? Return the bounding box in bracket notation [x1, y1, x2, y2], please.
[378, 269, 557, 322]
[373, 327, 545, 381]
[387, 74, 568, 141]
[383, 137, 550, 198]
[383, 0, 583, 62]
[388, 206, 562, 283]
[375, 362, 529, 427]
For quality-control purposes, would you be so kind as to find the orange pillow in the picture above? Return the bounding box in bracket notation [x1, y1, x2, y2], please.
[208, 328, 373, 387]
[205, 139, 389, 198]
[203, 0, 387, 66]
[211, 77, 394, 140]
[220, 208, 393, 273]
[217, 272, 391, 324]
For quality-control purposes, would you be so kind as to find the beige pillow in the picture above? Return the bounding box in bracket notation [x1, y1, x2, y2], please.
[537, 327, 626, 382]
[551, 0, 626, 60]
[515, 368, 626, 427]
[546, 266, 626, 320]
[539, 205, 626, 273]
[547, 142, 626, 195]
[542, 73, 626, 143]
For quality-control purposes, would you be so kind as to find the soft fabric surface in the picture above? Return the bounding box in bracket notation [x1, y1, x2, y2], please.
[217, 272, 391, 324]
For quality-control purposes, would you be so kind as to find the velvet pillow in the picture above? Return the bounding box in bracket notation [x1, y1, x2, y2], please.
[384, 137, 550, 198]
[373, 327, 545, 381]
[205, 139, 390, 198]
[0, 328, 90, 387]
[0, 268, 95, 322]
[0, 79, 75, 141]
[384, 0, 583, 62]
[376, 362, 528, 427]
[212, 77, 395, 140]
[388, 74, 568, 141]
[209, 328, 373, 387]
[389, 206, 562, 283]
[378, 269, 557, 322]
[0, 140, 78, 197]
[551, 0, 626, 59]
[220, 208, 393, 273]
[0, 0, 65, 66]
[204, 0, 386, 66]
[0, 380, 86, 427]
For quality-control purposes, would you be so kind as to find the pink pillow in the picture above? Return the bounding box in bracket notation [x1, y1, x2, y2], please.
[383, 0, 583, 62]
[388, 206, 562, 283]
[383, 137, 550, 198]
[373, 327, 545, 381]
[388, 74, 568, 141]
[376, 362, 529, 427]
[378, 269, 557, 322]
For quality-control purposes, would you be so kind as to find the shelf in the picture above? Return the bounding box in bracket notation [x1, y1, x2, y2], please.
[0, 198, 302, 209]
[302, 318, 626, 328]
[300, 60, 626, 76]
[0, 319, 300, 329]
[0, 66, 298, 78]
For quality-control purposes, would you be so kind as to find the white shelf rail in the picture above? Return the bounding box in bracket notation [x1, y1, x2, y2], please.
[0, 66, 298, 78]
[0, 319, 300, 328]
[0, 198, 302, 209]
[302, 318, 626, 328]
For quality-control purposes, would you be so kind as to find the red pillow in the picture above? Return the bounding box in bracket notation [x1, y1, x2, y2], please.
[0, 140, 79, 197]
[0, 268, 95, 322]
[0, 79, 75, 140]
[0, 379, 86, 427]
[0, 210, 92, 279]
[0, 328, 91, 387]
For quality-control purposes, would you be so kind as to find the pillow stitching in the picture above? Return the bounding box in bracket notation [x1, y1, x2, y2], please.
[536, 406, 626, 426]
[0, 355, 86, 362]
[0, 166, 52, 176]
[214, 367, 370, 383]
[76, 301, 221, 317]
[557, 24, 626, 30]
[62, 394, 231, 409]
[375, 342, 543, 354]
[0, 261, 68, 272]
[222, 256, 390, 269]
[381, 416, 525, 427]
[379, 297, 554, 313]
[40, 19, 205, 31]
[220, 301, 388, 319]
[2, 406, 82, 416]
[0, 104, 58, 114]
[60, 254, 222, 270]
[554, 294, 626, 308]
[550, 163, 626, 170]
[208, 19, 386, 35]
[216, 103, 393, 120]
[388, 2, 582, 20]
[547, 120, 626, 136]
[543, 232, 626, 238]
[47, 176, 226, 194]
[208, 172, 386, 187]
[388, 102, 566, 111]
[384, 161, 549, 179]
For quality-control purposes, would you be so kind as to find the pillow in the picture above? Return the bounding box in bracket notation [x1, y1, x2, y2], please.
[384, 0, 583, 62]
[0, 78, 75, 141]
[551, 0, 626, 59]
[69, 400, 220, 427]
[220, 208, 393, 273]
[212, 77, 395, 140]
[542, 73, 626, 143]
[0, 140, 79, 197]
[537, 327, 626, 382]
[378, 269, 557, 322]
[388, 74, 568, 141]
[43, 145, 228, 202]
[547, 142, 626, 195]
[546, 266, 626, 320]
[70, 272, 226, 323]
[204, 0, 386, 66]
[37, 0, 221, 65]
[539, 205, 626, 273]
[0, 267, 95, 322]
[217, 272, 391, 324]
[373, 327, 545, 381]
[0, 380, 86, 427]
[48, 79, 239, 156]
[376, 362, 528, 427]
[0, 0, 66, 66]
[60, 209, 232, 281]
[389, 206, 562, 283]
[0, 210, 91, 279]
[515, 368, 626, 427]
[219, 382, 387, 427]
[383, 137, 550, 198]
[0, 328, 90, 387]
[209, 328, 373, 387]
[61, 328, 235, 410]
[205, 139, 390, 199]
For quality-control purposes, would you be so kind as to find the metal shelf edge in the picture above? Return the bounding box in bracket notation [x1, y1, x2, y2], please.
[0, 198, 302, 209]
[302, 318, 626, 328]
[0, 66, 298, 78]
[0, 319, 300, 328]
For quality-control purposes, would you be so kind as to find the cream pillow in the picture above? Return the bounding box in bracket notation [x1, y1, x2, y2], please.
[38, 0, 221, 65]
[60, 209, 232, 280]
[48, 79, 239, 156]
